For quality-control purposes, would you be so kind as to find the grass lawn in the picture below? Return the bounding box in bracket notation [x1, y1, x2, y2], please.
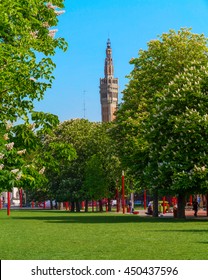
[0, 209, 208, 260]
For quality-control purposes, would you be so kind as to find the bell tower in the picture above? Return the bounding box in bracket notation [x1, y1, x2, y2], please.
[100, 39, 118, 122]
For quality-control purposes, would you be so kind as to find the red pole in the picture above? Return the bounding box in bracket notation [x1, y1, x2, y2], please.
[190, 195, 193, 205]
[144, 190, 147, 210]
[163, 196, 166, 214]
[81, 201, 85, 210]
[43, 201, 46, 209]
[92, 200, 94, 212]
[7, 192, 10, 216]
[31, 201, 34, 208]
[122, 171, 125, 214]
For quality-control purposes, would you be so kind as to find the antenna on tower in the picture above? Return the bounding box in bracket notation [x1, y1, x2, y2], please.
[83, 90, 86, 119]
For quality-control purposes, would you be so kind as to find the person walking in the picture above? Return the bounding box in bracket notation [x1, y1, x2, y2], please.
[192, 199, 199, 217]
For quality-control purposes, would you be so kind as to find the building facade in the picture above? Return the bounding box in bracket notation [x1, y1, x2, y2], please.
[100, 39, 118, 122]
[1, 188, 22, 207]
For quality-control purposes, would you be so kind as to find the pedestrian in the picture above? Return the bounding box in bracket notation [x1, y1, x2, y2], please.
[192, 199, 199, 217]
[128, 200, 132, 213]
[146, 201, 153, 215]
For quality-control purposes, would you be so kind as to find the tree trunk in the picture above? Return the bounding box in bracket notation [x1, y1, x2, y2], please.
[58, 202, 63, 210]
[71, 201, 75, 212]
[153, 189, 159, 217]
[85, 200, 88, 212]
[50, 200, 53, 210]
[54, 201, 58, 209]
[108, 198, 112, 212]
[177, 193, 186, 219]
[76, 201, 80, 212]
[98, 199, 103, 212]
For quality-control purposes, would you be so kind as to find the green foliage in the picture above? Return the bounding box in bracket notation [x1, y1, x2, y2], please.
[0, 121, 58, 193]
[47, 119, 99, 202]
[0, 1, 66, 193]
[0, 0, 67, 123]
[84, 155, 108, 200]
[28, 130, 77, 202]
[112, 28, 208, 199]
[37, 119, 121, 204]
[84, 122, 121, 199]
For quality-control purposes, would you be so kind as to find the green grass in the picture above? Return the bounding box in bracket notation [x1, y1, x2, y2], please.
[0, 210, 208, 260]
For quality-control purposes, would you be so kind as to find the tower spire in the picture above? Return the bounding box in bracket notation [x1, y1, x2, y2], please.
[104, 38, 114, 77]
[99, 39, 118, 122]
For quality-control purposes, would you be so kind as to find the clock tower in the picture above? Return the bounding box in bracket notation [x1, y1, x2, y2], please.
[100, 39, 118, 122]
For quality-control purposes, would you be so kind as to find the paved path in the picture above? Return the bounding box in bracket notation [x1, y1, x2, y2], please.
[134, 208, 208, 219]
[2, 206, 208, 219]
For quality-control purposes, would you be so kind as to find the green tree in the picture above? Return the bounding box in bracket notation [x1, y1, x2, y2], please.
[49, 119, 97, 211]
[84, 154, 107, 211]
[0, 122, 47, 194]
[0, 1, 67, 194]
[113, 28, 208, 218]
[28, 137, 77, 208]
[0, 0, 67, 123]
[83, 122, 121, 211]
[45, 119, 120, 212]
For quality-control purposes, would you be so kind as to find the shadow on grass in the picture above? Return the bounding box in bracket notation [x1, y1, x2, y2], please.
[9, 210, 208, 224]
[149, 229, 208, 233]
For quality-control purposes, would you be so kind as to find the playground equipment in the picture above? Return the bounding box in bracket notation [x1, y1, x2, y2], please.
[149, 200, 170, 213]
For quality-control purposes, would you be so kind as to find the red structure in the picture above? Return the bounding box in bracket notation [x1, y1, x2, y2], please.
[65, 202, 69, 210]
[163, 196, 166, 214]
[7, 192, 10, 216]
[189, 195, 193, 205]
[81, 201, 85, 210]
[122, 171, 125, 214]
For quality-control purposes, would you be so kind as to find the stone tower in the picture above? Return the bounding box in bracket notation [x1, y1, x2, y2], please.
[100, 39, 118, 122]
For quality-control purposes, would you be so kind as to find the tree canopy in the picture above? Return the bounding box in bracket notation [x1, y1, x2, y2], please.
[0, 1, 66, 193]
[0, 0, 67, 123]
[112, 28, 208, 217]
[35, 119, 121, 211]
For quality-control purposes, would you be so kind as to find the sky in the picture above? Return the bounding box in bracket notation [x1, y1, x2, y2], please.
[34, 0, 208, 122]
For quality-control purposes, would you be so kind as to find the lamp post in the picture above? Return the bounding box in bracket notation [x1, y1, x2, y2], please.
[163, 196, 166, 214]
[122, 171, 125, 214]
[189, 195, 193, 205]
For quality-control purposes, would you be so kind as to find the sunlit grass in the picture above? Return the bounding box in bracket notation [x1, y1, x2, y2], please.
[0, 210, 207, 260]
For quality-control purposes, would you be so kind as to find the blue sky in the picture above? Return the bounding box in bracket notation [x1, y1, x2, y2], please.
[34, 0, 208, 122]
